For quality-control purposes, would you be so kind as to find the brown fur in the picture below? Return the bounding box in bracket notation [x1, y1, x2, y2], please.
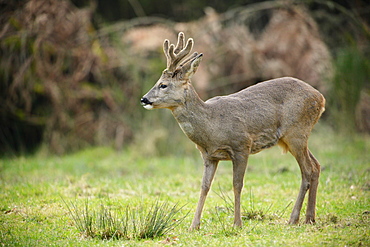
[141, 33, 325, 230]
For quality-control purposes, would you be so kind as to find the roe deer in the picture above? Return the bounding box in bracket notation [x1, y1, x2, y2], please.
[140, 32, 325, 230]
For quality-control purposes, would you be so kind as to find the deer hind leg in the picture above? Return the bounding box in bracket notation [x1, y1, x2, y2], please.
[305, 150, 320, 223]
[232, 154, 249, 227]
[285, 139, 316, 225]
[190, 158, 219, 231]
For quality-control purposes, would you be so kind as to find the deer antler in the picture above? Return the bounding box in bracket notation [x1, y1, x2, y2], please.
[163, 32, 195, 72]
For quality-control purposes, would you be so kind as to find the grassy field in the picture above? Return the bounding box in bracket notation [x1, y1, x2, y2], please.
[0, 123, 369, 246]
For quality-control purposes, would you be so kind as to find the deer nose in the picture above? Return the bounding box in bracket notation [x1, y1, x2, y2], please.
[140, 97, 152, 105]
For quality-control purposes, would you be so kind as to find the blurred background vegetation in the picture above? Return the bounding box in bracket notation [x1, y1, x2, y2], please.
[0, 0, 369, 156]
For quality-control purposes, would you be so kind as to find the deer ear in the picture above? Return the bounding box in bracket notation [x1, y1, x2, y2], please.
[181, 54, 203, 80]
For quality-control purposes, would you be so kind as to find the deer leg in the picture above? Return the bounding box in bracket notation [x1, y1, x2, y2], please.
[305, 150, 320, 224]
[190, 158, 219, 230]
[288, 146, 312, 224]
[232, 154, 248, 227]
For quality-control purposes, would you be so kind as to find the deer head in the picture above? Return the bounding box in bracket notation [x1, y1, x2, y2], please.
[141, 32, 203, 110]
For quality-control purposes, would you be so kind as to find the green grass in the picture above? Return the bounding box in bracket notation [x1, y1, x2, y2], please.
[0, 123, 369, 246]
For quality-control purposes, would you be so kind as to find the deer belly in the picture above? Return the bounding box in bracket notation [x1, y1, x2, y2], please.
[250, 131, 280, 154]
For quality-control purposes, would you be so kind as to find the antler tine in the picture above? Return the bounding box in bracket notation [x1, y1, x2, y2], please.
[174, 32, 185, 54]
[179, 52, 199, 67]
[163, 32, 194, 72]
[163, 39, 171, 69]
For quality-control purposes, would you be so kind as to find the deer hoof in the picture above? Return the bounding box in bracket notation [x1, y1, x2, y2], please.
[189, 224, 200, 231]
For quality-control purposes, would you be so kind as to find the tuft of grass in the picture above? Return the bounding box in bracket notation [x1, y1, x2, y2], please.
[137, 200, 188, 239]
[242, 189, 274, 221]
[62, 198, 187, 240]
[214, 185, 275, 222]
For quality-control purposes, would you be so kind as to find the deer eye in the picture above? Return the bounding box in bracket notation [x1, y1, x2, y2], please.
[159, 84, 168, 89]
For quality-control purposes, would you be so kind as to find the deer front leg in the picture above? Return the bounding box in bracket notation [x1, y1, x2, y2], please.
[190, 158, 219, 231]
[232, 154, 249, 227]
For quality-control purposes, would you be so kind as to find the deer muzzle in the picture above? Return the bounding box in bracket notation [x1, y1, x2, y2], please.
[140, 97, 154, 110]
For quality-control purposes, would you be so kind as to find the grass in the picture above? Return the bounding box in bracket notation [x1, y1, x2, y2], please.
[0, 123, 369, 246]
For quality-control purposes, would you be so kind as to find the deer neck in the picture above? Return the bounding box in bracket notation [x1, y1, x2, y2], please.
[171, 83, 208, 141]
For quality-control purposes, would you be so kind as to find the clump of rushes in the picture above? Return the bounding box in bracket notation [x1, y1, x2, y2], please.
[62, 198, 187, 240]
